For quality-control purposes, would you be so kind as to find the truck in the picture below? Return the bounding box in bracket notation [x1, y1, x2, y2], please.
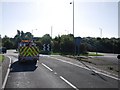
[18, 40, 39, 64]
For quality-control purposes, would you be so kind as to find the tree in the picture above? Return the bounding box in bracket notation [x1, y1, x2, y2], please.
[2, 35, 14, 49]
[53, 36, 61, 52]
[24, 32, 33, 40]
[60, 34, 74, 54]
[41, 34, 51, 44]
[79, 43, 88, 54]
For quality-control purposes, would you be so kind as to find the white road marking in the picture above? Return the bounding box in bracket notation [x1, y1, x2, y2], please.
[49, 56, 120, 81]
[42, 63, 53, 72]
[41, 62, 78, 89]
[54, 72, 57, 75]
[60, 76, 79, 90]
[2, 56, 12, 89]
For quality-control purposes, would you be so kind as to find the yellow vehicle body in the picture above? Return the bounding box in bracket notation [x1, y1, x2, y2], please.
[18, 40, 39, 63]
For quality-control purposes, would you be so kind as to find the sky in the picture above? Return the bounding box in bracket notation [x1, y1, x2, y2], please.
[0, 0, 119, 38]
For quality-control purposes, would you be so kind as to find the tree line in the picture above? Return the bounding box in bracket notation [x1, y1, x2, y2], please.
[0, 30, 120, 54]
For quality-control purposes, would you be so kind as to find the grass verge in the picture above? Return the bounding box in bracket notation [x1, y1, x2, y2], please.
[0, 55, 4, 62]
[81, 52, 104, 56]
[51, 52, 61, 55]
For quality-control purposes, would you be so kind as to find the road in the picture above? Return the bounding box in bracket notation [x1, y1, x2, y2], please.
[94, 52, 119, 65]
[4, 50, 119, 89]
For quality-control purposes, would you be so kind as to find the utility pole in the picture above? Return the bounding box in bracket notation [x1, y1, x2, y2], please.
[51, 26, 53, 53]
[99, 28, 102, 38]
[70, 0, 74, 36]
[70, 0, 75, 55]
[31, 29, 37, 41]
[51, 26, 52, 39]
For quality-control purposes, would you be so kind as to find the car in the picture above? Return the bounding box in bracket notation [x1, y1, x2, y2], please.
[0, 47, 7, 54]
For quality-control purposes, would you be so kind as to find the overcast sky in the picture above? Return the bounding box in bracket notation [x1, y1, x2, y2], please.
[0, 0, 119, 38]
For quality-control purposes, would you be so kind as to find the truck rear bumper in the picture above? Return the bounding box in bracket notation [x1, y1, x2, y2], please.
[18, 56, 39, 61]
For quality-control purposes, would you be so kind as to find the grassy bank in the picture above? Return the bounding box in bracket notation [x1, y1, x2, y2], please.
[0, 55, 4, 62]
[81, 52, 104, 56]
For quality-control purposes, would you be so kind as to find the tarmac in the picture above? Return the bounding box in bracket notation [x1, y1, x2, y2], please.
[0, 56, 10, 89]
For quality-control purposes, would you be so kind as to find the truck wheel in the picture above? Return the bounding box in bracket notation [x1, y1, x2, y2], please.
[33, 60, 37, 64]
[18, 57, 21, 64]
[18, 60, 21, 64]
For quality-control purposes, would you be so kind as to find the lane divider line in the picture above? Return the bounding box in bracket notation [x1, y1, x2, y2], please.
[41, 63, 78, 89]
[41, 62, 78, 89]
[60, 76, 79, 90]
[54, 72, 57, 75]
[49, 56, 120, 81]
[2, 56, 12, 89]
[42, 63, 53, 72]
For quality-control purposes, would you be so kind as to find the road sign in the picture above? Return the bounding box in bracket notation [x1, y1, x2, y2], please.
[47, 44, 50, 51]
[75, 37, 81, 55]
[75, 37, 81, 46]
[43, 44, 51, 51]
[43, 44, 46, 51]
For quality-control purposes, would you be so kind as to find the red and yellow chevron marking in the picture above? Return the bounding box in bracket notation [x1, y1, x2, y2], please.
[19, 46, 39, 57]
[20, 46, 28, 56]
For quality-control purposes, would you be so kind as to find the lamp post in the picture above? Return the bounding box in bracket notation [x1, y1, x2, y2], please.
[99, 28, 102, 38]
[31, 29, 37, 41]
[51, 26, 53, 53]
[70, 0, 75, 55]
[32, 29, 37, 36]
[70, 0, 74, 37]
[51, 26, 53, 39]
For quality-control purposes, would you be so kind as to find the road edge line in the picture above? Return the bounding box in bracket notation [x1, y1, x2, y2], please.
[1, 56, 12, 89]
[49, 56, 120, 81]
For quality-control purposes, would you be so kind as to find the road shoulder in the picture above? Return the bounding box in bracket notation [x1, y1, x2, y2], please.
[1, 55, 11, 89]
[50, 55, 119, 78]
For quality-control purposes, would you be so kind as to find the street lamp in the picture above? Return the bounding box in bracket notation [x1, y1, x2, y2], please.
[70, 0, 74, 37]
[51, 26, 53, 39]
[32, 29, 37, 35]
[99, 28, 102, 38]
[70, 0, 75, 55]
[31, 29, 37, 41]
[32, 29, 37, 37]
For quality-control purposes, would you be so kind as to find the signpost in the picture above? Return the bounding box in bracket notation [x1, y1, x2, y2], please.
[75, 37, 81, 55]
[43, 44, 46, 51]
[47, 44, 50, 51]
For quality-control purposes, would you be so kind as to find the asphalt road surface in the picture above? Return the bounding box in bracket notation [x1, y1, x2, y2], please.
[93, 53, 119, 65]
[4, 50, 119, 89]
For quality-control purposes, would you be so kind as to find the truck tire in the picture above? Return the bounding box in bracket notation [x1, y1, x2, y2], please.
[18, 56, 21, 64]
[33, 60, 37, 64]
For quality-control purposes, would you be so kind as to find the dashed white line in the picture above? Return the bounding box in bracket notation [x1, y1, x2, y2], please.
[60, 76, 79, 90]
[41, 63, 78, 89]
[42, 63, 53, 72]
[54, 72, 57, 75]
